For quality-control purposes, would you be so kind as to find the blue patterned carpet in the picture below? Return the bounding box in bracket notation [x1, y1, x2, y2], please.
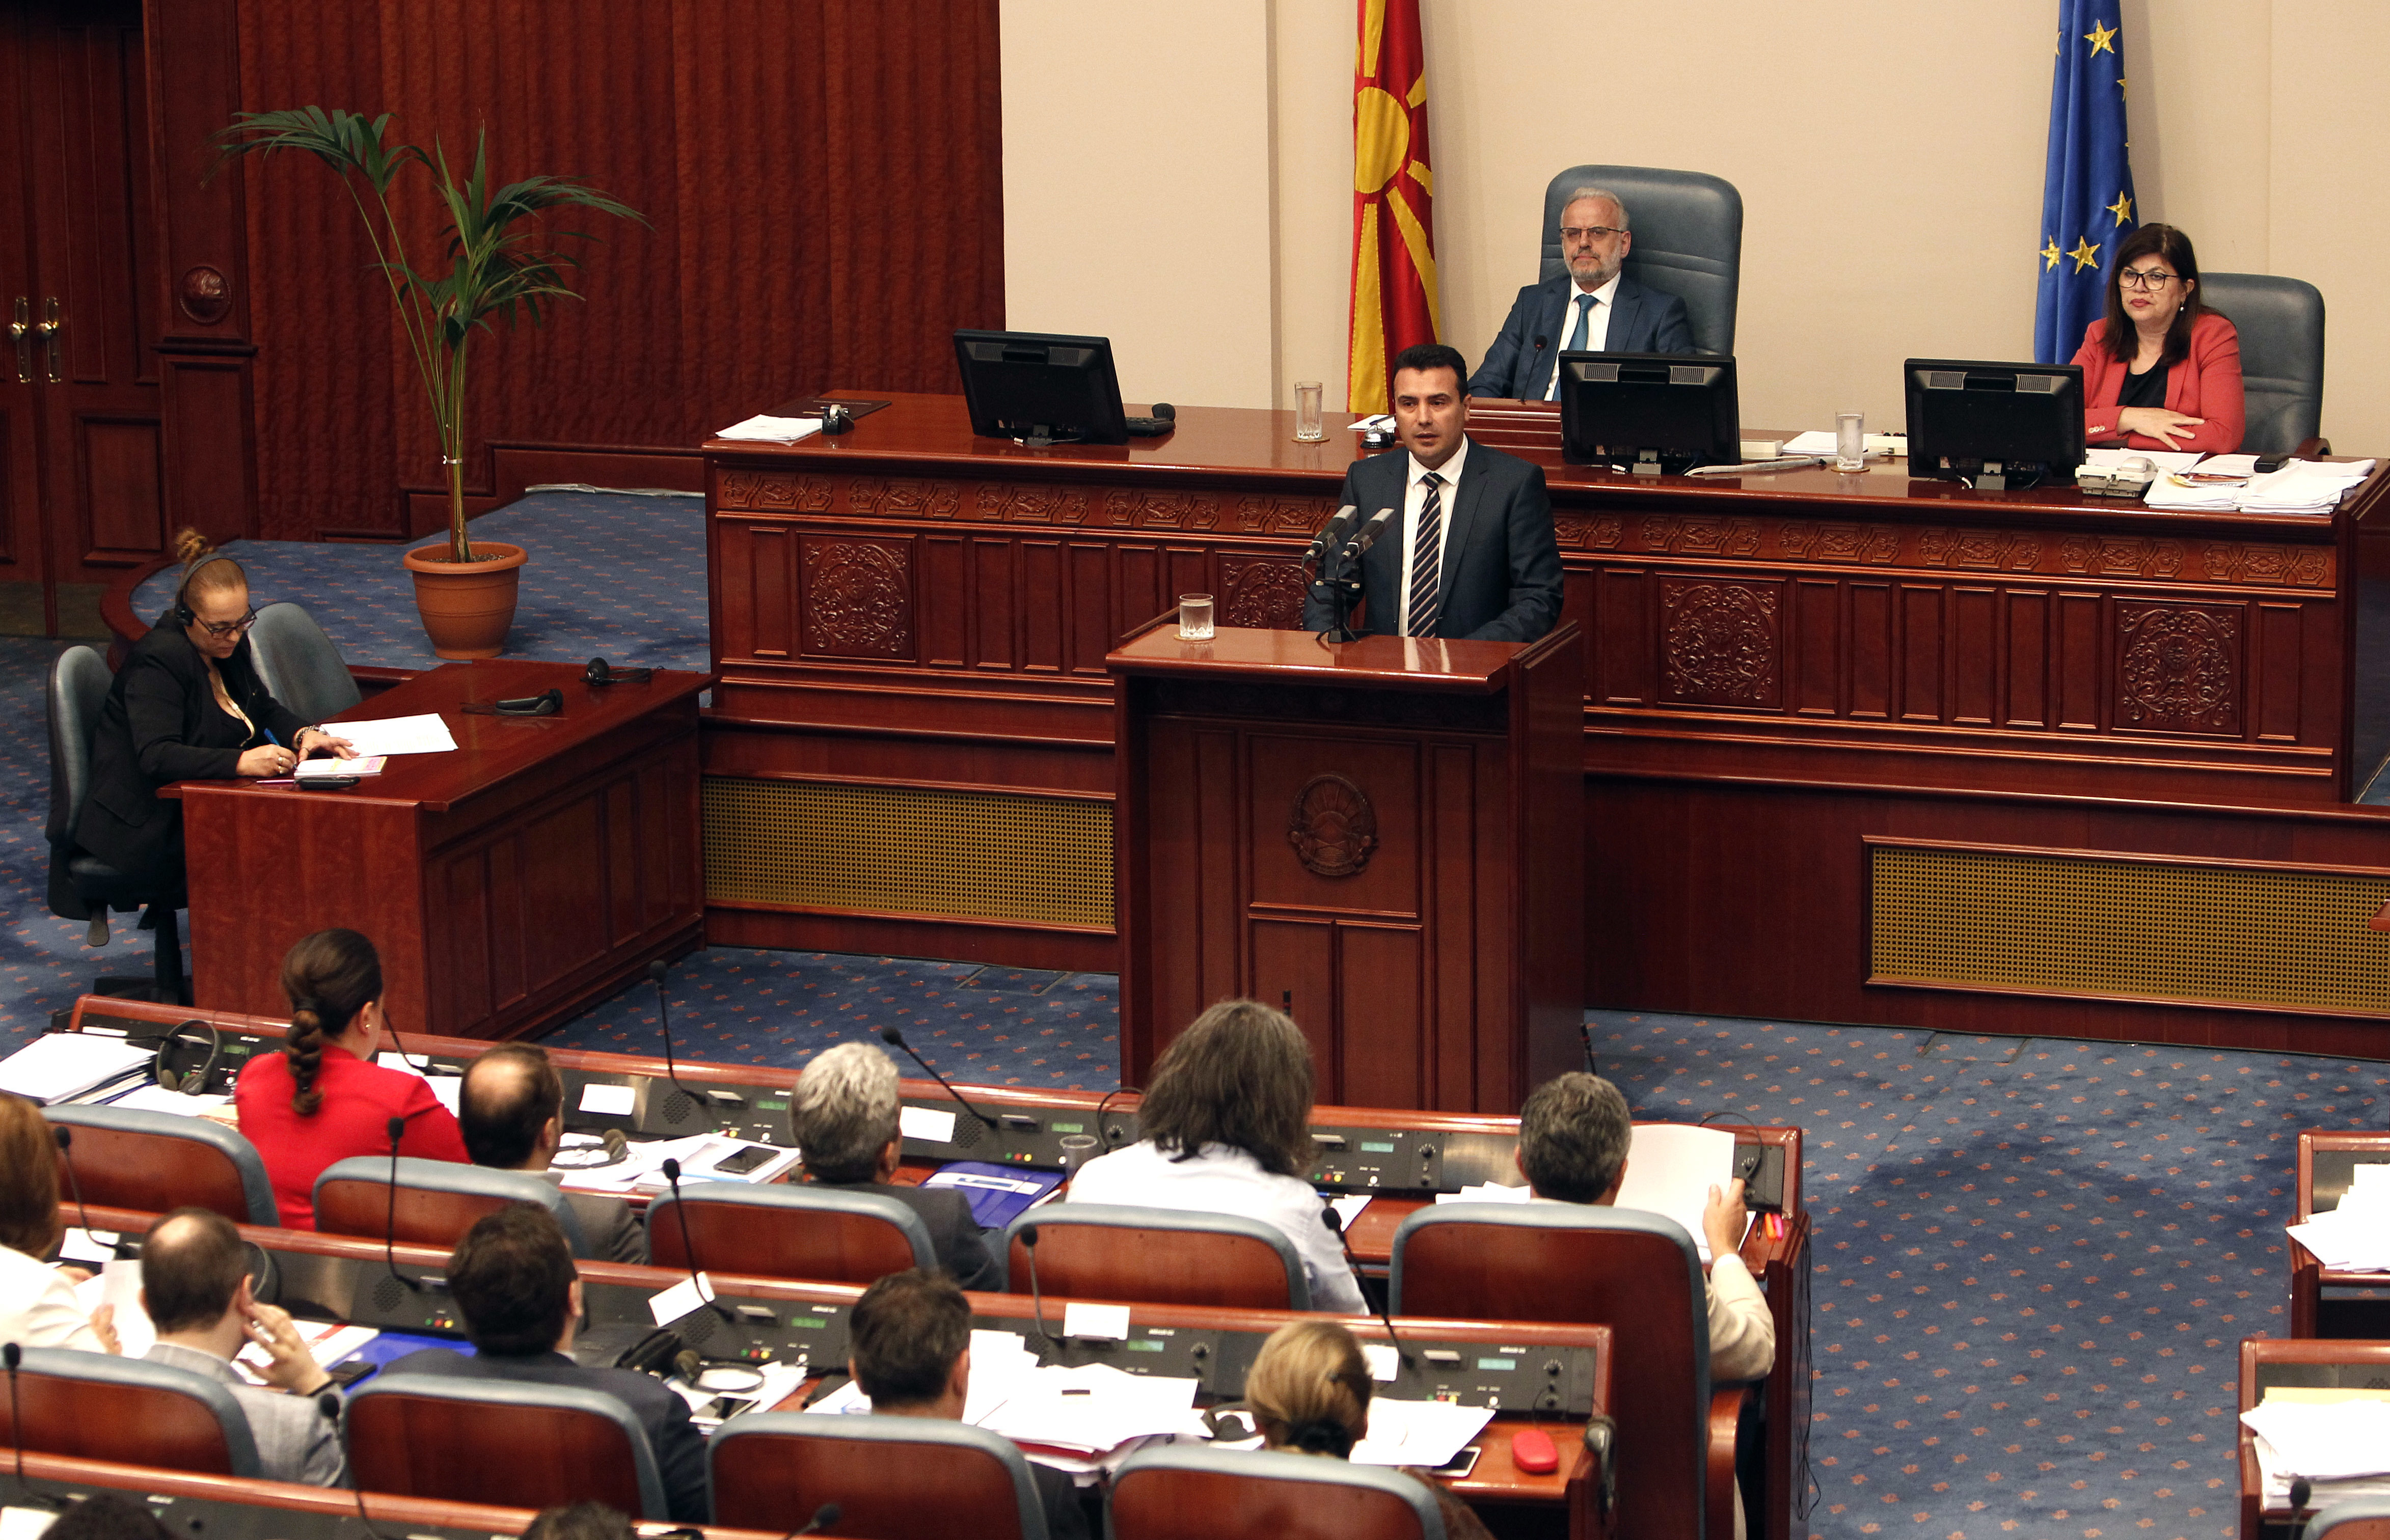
[1, 490, 2386, 1538]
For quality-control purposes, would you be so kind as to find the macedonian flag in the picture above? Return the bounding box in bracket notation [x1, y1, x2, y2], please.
[1348, 0, 1438, 416]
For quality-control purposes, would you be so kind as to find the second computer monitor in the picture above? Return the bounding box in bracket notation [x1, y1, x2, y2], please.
[1904, 359, 2085, 490]
[953, 329, 1130, 447]
[1558, 352, 1740, 474]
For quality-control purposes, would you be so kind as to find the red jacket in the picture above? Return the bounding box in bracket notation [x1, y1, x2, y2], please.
[2072, 311, 2245, 455]
[234, 1045, 469, 1228]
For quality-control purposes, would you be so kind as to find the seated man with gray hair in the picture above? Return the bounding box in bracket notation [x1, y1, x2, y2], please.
[792, 1041, 1004, 1289]
[1468, 184, 1694, 399]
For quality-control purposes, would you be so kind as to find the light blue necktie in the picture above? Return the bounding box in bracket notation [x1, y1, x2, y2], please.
[1566, 292, 1597, 351]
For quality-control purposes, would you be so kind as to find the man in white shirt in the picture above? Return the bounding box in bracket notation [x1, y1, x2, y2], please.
[1468, 185, 1696, 399]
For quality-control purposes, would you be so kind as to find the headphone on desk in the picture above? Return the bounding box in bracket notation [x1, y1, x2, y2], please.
[155, 1019, 224, 1094]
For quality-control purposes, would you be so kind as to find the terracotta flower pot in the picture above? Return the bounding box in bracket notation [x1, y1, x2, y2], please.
[404, 540, 528, 659]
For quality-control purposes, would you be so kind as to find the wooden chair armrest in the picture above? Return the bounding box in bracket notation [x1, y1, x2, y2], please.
[1705, 1385, 1749, 1540]
[2291, 435, 2333, 460]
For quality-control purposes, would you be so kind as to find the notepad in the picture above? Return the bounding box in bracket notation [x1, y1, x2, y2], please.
[715, 414, 823, 444]
[296, 755, 384, 779]
[324, 713, 456, 757]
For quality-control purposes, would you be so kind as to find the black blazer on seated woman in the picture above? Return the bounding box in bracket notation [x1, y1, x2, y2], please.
[74, 618, 308, 896]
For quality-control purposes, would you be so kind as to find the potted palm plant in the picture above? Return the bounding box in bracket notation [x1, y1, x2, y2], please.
[212, 108, 644, 658]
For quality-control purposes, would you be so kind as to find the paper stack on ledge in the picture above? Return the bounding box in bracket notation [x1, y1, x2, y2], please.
[2237, 458, 2377, 513]
[2242, 1394, 2390, 1507]
[2285, 1162, 2390, 1272]
[715, 414, 822, 444]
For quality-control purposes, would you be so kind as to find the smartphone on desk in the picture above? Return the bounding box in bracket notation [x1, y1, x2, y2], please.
[712, 1144, 776, 1176]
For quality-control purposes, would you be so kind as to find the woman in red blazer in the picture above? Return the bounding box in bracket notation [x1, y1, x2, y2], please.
[234, 928, 468, 1228]
[2071, 223, 2244, 455]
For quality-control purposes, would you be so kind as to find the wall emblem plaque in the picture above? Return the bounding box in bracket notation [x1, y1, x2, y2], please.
[1287, 773, 1378, 878]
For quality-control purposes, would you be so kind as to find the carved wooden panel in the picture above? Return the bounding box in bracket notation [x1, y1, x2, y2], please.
[798, 536, 912, 660]
[1659, 578, 1782, 708]
[2114, 601, 2242, 735]
[1219, 557, 1309, 630]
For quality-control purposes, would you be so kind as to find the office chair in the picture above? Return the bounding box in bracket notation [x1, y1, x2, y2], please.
[46, 1101, 282, 1225]
[2305, 1498, 2390, 1539]
[1392, 1202, 1737, 1540]
[345, 1374, 668, 1519]
[1001, 1204, 1310, 1310]
[0, 1348, 262, 1477]
[2200, 272, 2327, 455]
[247, 601, 365, 725]
[1542, 164, 1744, 355]
[312, 1156, 592, 1257]
[645, 1184, 936, 1283]
[710, 1412, 1053, 1538]
[45, 646, 187, 1002]
[1110, 1444, 1447, 1540]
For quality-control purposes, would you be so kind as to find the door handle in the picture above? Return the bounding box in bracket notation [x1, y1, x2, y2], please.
[32, 298, 62, 383]
[7, 297, 28, 384]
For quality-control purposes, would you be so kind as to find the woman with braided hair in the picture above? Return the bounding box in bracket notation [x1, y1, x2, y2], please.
[1243, 1319, 1495, 1539]
[232, 929, 466, 1228]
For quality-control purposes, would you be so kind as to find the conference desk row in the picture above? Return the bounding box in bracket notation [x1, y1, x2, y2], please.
[700, 391, 2390, 1061]
[64, 993, 1812, 1540]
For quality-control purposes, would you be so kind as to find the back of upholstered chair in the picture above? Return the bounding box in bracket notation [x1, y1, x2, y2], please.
[1542, 164, 1743, 354]
[2199, 272, 2325, 454]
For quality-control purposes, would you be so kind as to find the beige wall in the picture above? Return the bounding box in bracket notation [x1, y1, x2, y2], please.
[1004, 2, 2390, 449]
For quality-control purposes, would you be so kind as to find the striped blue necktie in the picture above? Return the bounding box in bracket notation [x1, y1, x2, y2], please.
[1407, 471, 1444, 637]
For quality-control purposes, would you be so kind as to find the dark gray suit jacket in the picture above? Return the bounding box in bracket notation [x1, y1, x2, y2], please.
[381, 1347, 708, 1522]
[1299, 441, 1565, 644]
[821, 1179, 1004, 1291]
[1468, 272, 1695, 398]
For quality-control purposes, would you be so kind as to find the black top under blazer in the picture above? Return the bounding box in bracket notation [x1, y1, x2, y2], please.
[1300, 439, 1567, 644]
[74, 619, 307, 895]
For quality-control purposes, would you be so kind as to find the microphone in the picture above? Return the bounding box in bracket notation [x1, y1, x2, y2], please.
[53, 1128, 96, 1247]
[1339, 507, 1396, 565]
[2290, 1477, 2313, 1512]
[382, 1116, 417, 1294]
[877, 1027, 998, 1131]
[1151, 404, 1175, 425]
[1322, 1207, 1409, 1368]
[1580, 1022, 1598, 1075]
[787, 1502, 843, 1537]
[5, 1341, 50, 1508]
[1017, 1225, 1060, 1351]
[1302, 505, 1359, 568]
[659, 1159, 735, 1324]
[651, 958, 720, 1128]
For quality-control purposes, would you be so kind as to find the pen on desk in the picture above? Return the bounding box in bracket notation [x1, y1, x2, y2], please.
[1687, 456, 1826, 477]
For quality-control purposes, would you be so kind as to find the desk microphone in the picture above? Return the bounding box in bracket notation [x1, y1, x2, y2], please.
[1322, 1207, 1409, 1368]
[786, 1502, 843, 1537]
[1531, 334, 1549, 380]
[650, 958, 720, 1130]
[5, 1342, 51, 1508]
[877, 1028, 998, 1132]
[659, 1159, 735, 1325]
[1016, 1224, 1061, 1352]
[1338, 507, 1396, 564]
[1302, 506, 1359, 569]
[381, 1117, 417, 1295]
[53, 1128, 97, 1246]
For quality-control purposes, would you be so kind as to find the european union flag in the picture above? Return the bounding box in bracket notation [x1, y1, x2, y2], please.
[2034, 0, 2138, 364]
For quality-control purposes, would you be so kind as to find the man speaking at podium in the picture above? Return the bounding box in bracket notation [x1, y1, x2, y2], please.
[1301, 342, 1565, 644]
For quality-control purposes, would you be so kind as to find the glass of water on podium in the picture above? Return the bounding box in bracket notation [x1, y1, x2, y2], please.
[1178, 593, 1215, 641]
[1294, 380, 1325, 442]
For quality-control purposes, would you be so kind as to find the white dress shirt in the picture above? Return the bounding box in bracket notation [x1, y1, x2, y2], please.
[1395, 435, 1471, 637]
[0, 1245, 107, 1351]
[1542, 271, 1622, 399]
[1063, 1139, 1368, 1313]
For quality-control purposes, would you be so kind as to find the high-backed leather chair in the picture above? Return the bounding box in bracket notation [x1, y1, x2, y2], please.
[709, 1412, 1052, 1538]
[47, 1102, 281, 1225]
[1110, 1444, 1447, 1540]
[312, 1156, 590, 1257]
[0, 1348, 262, 1476]
[2306, 1499, 2390, 1539]
[247, 601, 364, 725]
[1542, 164, 1743, 354]
[1392, 1203, 1735, 1540]
[645, 1185, 935, 1283]
[345, 1373, 668, 1519]
[45, 646, 186, 1001]
[2200, 272, 2326, 455]
[1002, 1204, 1310, 1310]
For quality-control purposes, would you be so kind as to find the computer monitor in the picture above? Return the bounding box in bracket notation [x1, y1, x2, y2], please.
[1557, 352, 1739, 475]
[1904, 359, 2085, 490]
[953, 329, 1129, 446]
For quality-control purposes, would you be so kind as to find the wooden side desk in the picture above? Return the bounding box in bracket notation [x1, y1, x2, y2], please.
[2290, 1130, 2390, 1337]
[166, 659, 712, 1039]
[2236, 1336, 2390, 1538]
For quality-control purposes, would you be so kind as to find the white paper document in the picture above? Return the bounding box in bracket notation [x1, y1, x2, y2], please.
[234, 1322, 379, 1385]
[325, 712, 457, 757]
[1616, 1122, 1739, 1263]
[1327, 1194, 1373, 1230]
[715, 414, 823, 445]
[1434, 1181, 1531, 1206]
[2242, 1396, 2390, 1504]
[2236, 457, 2378, 513]
[1350, 1396, 1496, 1468]
[0, 1033, 155, 1105]
[296, 755, 384, 779]
[73, 1259, 153, 1358]
[900, 1105, 959, 1144]
[578, 1082, 637, 1116]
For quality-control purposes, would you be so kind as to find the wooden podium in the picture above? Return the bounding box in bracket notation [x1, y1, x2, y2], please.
[1110, 620, 1585, 1113]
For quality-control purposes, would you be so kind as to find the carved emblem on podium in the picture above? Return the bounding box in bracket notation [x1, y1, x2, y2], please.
[1219, 558, 1310, 629]
[801, 539, 912, 658]
[1287, 774, 1378, 878]
[1661, 580, 1780, 706]
[2116, 603, 2239, 732]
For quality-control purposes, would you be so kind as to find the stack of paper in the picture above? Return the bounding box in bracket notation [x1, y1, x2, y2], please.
[2242, 1394, 2390, 1506]
[324, 713, 456, 757]
[559, 1132, 800, 1194]
[1351, 1397, 1496, 1468]
[0, 1033, 156, 1105]
[2236, 458, 2378, 513]
[715, 415, 823, 445]
[1435, 1181, 1532, 1206]
[1616, 1122, 1738, 1263]
[2143, 454, 2260, 510]
[296, 755, 385, 780]
[2287, 1164, 2390, 1272]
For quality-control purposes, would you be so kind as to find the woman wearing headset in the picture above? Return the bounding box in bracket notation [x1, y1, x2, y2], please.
[74, 529, 356, 900]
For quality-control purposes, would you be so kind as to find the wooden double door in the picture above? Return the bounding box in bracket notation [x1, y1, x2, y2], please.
[0, 0, 169, 634]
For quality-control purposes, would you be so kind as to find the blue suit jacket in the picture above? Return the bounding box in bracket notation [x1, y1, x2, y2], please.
[1299, 439, 1565, 644]
[1468, 272, 1695, 398]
